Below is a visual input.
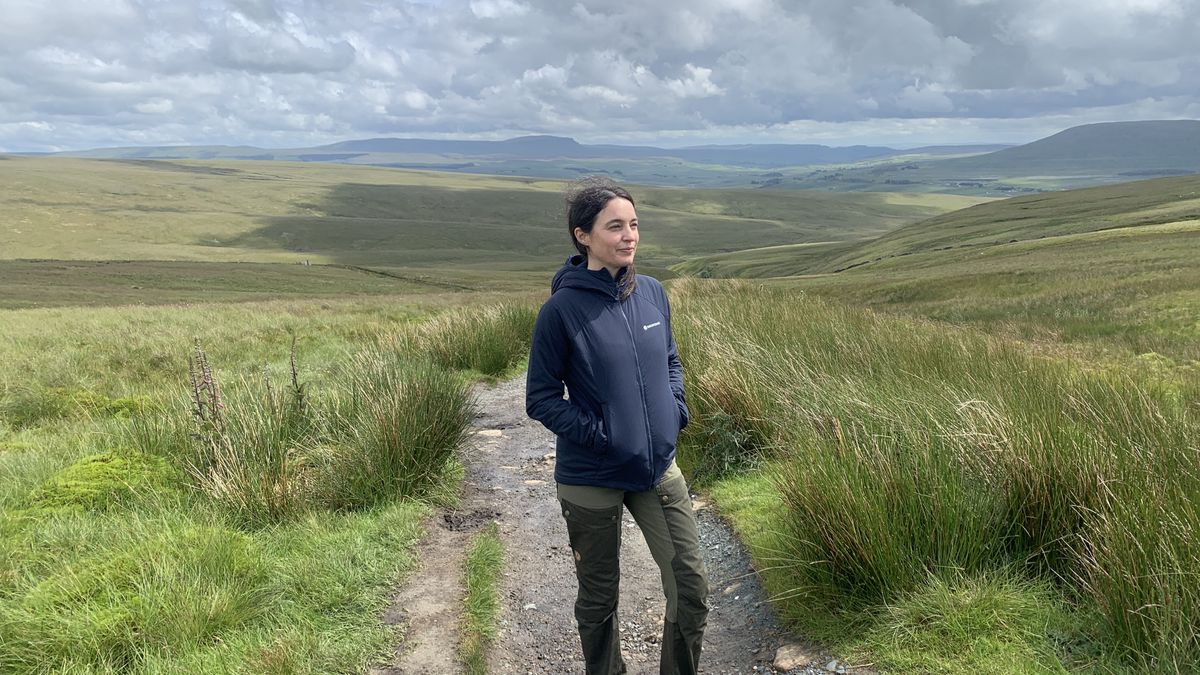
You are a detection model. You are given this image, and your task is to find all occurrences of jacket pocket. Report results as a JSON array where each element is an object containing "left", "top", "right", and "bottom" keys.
[{"left": 598, "top": 403, "right": 615, "bottom": 455}]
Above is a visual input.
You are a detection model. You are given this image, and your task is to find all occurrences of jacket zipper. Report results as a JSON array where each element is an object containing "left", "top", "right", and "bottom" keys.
[{"left": 616, "top": 297, "right": 656, "bottom": 491}]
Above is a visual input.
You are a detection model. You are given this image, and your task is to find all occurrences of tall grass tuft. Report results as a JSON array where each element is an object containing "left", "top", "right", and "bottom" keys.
[
  {"left": 671, "top": 279, "right": 1200, "bottom": 666},
  {"left": 179, "top": 337, "right": 475, "bottom": 523},
  {"left": 323, "top": 347, "right": 475, "bottom": 509},
  {"left": 185, "top": 339, "right": 315, "bottom": 527},
  {"left": 418, "top": 304, "right": 536, "bottom": 377},
  {"left": 1077, "top": 460, "right": 1200, "bottom": 671}
]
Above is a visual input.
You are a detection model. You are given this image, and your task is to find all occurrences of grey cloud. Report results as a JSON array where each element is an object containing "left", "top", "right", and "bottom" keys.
[
  {"left": 207, "top": 11, "right": 358, "bottom": 73},
  {"left": 1, "top": 0, "right": 1198, "bottom": 151}
]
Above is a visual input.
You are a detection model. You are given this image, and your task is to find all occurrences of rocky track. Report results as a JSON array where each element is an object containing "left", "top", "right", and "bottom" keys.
[{"left": 372, "top": 375, "right": 864, "bottom": 674}]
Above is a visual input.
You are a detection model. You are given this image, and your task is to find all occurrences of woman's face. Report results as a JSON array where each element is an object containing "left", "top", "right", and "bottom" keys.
[{"left": 576, "top": 197, "right": 638, "bottom": 276}]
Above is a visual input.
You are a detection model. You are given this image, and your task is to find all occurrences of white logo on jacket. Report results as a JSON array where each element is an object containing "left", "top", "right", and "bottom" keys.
[{"left": 642, "top": 321, "right": 661, "bottom": 331}]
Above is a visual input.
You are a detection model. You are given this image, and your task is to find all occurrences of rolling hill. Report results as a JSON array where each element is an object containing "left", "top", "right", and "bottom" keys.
[
  {"left": 677, "top": 174, "right": 1200, "bottom": 277},
  {"left": 784, "top": 120, "right": 1200, "bottom": 194},
  {"left": 39, "top": 136, "right": 1006, "bottom": 189},
  {"left": 0, "top": 156, "right": 982, "bottom": 307},
  {"left": 718, "top": 174, "right": 1200, "bottom": 363}
]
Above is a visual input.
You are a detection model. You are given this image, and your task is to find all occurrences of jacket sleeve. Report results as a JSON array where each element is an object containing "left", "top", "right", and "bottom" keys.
[
  {"left": 663, "top": 288, "right": 690, "bottom": 430},
  {"left": 525, "top": 302, "right": 607, "bottom": 449}
]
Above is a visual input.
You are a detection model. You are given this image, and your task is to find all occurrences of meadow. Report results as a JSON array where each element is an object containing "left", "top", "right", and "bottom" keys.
[
  {"left": 0, "top": 293, "right": 538, "bottom": 673},
  {"left": 677, "top": 175, "right": 1200, "bottom": 368},
  {"left": 671, "top": 280, "right": 1200, "bottom": 673},
  {"left": 4, "top": 155, "right": 1199, "bottom": 673},
  {"left": 0, "top": 156, "right": 978, "bottom": 303}
]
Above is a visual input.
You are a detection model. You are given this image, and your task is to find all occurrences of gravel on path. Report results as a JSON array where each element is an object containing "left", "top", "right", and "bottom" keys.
[{"left": 375, "top": 374, "right": 866, "bottom": 674}]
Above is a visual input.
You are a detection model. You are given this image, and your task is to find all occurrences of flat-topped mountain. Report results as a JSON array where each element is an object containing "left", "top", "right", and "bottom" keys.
[
  {"left": 58, "top": 134, "right": 906, "bottom": 168},
  {"left": 42, "top": 120, "right": 1200, "bottom": 193}
]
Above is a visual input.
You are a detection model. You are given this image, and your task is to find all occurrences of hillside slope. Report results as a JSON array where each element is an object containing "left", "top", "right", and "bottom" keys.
[
  {"left": 826, "top": 173, "right": 1200, "bottom": 272},
  {"left": 0, "top": 156, "right": 970, "bottom": 269},
  {"left": 943, "top": 120, "right": 1200, "bottom": 175},
  {"left": 784, "top": 120, "right": 1200, "bottom": 194},
  {"left": 678, "top": 174, "right": 1200, "bottom": 278},
  {"left": 761, "top": 174, "right": 1200, "bottom": 363}
]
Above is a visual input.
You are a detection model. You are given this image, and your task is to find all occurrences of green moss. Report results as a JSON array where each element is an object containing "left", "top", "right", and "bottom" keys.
[
  {"left": 26, "top": 446, "right": 181, "bottom": 512},
  {"left": 0, "top": 387, "right": 157, "bottom": 429}
]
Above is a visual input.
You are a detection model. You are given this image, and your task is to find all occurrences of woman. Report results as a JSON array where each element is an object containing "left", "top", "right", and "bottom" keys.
[{"left": 525, "top": 177, "right": 709, "bottom": 674}]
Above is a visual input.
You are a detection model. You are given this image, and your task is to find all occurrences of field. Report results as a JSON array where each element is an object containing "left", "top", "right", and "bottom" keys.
[
  {"left": 671, "top": 281, "right": 1200, "bottom": 673},
  {"left": 0, "top": 293, "right": 539, "bottom": 673},
  {"left": 0, "top": 156, "right": 970, "bottom": 266},
  {"left": 677, "top": 175, "right": 1200, "bottom": 367},
  {"left": 0, "top": 156, "right": 981, "bottom": 309},
  {"left": 3, "top": 156, "right": 1199, "bottom": 672},
  {"left": 663, "top": 172, "right": 1200, "bottom": 671}
]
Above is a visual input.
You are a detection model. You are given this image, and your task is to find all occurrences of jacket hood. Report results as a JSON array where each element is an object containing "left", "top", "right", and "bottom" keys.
[{"left": 550, "top": 254, "right": 631, "bottom": 297}]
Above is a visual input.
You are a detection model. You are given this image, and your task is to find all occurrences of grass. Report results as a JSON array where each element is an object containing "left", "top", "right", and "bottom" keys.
[
  {"left": 461, "top": 522, "right": 505, "bottom": 674},
  {"left": 777, "top": 220, "right": 1200, "bottom": 365},
  {"left": 673, "top": 279, "right": 1199, "bottom": 672},
  {"left": 860, "top": 572, "right": 1077, "bottom": 674},
  {"left": 823, "top": 174, "right": 1200, "bottom": 272},
  {"left": 0, "top": 156, "right": 974, "bottom": 276},
  {"left": 670, "top": 175, "right": 1200, "bottom": 367},
  {"left": 417, "top": 304, "right": 538, "bottom": 378},
  {"left": 0, "top": 260, "right": 446, "bottom": 309},
  {"left": 0, "top": 291, "right": 537, "bottom": 673}
]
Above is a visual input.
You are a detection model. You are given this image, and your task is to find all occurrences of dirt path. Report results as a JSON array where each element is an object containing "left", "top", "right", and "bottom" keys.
[{"left": 373, "top": 375, "right": 859, "bottom": 674}]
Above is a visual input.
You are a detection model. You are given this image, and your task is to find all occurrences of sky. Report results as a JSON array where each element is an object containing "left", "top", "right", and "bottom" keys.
[{"left": 2, "top": 0, "right": 1199, "bottom": 152}]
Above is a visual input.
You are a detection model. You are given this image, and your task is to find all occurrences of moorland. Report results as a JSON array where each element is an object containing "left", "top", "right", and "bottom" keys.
[{"left": 2, "top": 122, "right": 1198, "bottom": 673}]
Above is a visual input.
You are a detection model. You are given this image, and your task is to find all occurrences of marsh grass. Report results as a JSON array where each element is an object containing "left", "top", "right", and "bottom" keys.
[
  {"left": 0, "top": 295, "right": 535, "bottom": 672},
  {"left": 324, "top": 348, "right": 476, "bottom": 509},
  {"left": 418, "top": 304, "right": 537, "bottom": 378},
  {"left": 674, "top": 279, "right": 1200, "bottom": 670}
]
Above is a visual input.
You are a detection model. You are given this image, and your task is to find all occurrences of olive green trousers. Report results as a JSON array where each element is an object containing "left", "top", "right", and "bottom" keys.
[{"left": 557, "top": 461, "right": 709, "bottom": 675}]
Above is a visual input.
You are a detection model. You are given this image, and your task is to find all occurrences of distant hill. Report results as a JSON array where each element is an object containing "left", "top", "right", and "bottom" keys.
[
  {"left": 60, "top": 135, "right": 903, "bottom": 168},
  {"left": 49, "top": 136, "right": 1015, "bottom": 188},
  {"left": 784, "top": 120, "right": 1200, "bottom": 194},
  {"left": 676, "top": 173, "right": 1200, "bottom": 278},
  {"left": 52, "top": 120, "right": 1200, "bottom": 194},
  {"left": 939, "top": 120, "right": 1200, "bottom": 175}
]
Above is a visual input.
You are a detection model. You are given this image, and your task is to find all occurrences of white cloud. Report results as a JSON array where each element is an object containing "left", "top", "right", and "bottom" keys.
[
  {"left": 895, "top": 81, "right": 955, "bottom": 113},
  {"left": 401, "top": 90, "right": 433, "bottom": 110},
  {"left": 665, "top": 65, "right": 723, "bottom": 98},
  {"left": 469, "top": 0, "right": 530, "bottom": 18}
]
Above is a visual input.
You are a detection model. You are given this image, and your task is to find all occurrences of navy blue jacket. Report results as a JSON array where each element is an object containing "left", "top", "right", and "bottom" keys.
[{"left": 526, "top": 255, "right": 690, "bottom": 492}]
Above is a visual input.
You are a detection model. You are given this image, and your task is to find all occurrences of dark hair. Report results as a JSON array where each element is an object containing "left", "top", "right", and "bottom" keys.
[{"left": 565, "top": 176, "right": 638, "bottom": 300}]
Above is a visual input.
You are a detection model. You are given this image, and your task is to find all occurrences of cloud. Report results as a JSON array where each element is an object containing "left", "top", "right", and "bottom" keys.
[{"left": 1, "top": 0, "right": 1198, "bottom": 151}]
